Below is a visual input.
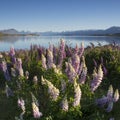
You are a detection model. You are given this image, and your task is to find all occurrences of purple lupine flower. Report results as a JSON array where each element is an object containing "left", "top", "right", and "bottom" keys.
[
  {"left": 96, "top": 96, "right": 108, "bottom": 107},
  {"left": 109, "top": 117, "right": 115, "bottom": 120},
  {"left": 33, "top": 76, "right": 38, "bottom": 84},
  {"left": 9, "top": 46, "right": 16, "bottom": 64},
  {"left": 41, "top": 54, "right": 47, "bottom": 69},
  {"left": 47, "top": 49, "right": 54, "bottom": 69},
  {"left": 73, "top": 81, "right": 82, "bottom": 107},
  {"left": 5, "top": 84, "right": 14, "bottom": 97},
  {"left": 90, "top": 65, "right": 103, "bottom": 92},
  {"left": 79, "top": 63, "right": 87, "bottom": 84},
  {"left": 72, "top": 54, "right": 80, "bottom": 73},
  {"left": 61, "top": 95, "right": 68, "bottom": 111},
  {"left": 106, "top": 101, "right": 113, "bottom": 112},
  {"left": 16, "top": 58, "right": 24, "bottom": 76},
  {"left": 32, "top": 102, "right": 42, "bottom": 119},
  {"left": 113, "top": 89, "right": 119, "bottom": 102},
  {"left": 102, "top": 64, "right": 107, "bottom": 76},
  {"left": 49, "top": 43, "right": 53, "bottom": 52},
  {"left": 58, "top": 39, "right": 66, "bottom": 67},
  {"left": 96, "top": 85, "right": 119, "bottom": 113},
  {"left": 1, "top": 61, "right": 11, "bottom": 81}
]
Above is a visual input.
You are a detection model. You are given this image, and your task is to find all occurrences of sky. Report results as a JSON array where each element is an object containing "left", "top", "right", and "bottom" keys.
[{"left": 0, "top": 0, "right": 120, "bottom": 32}]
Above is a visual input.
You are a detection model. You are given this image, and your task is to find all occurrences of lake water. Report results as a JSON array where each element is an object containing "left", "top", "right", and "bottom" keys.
[{"left": 0, "top": 36, "right": 120, "bottom": 51}]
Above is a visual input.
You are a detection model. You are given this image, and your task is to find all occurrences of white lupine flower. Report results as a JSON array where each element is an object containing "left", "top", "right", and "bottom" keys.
[
  {"left": 11, "top": 68, "right": 16, "bottom": 77},
  {"left": 73, "top": 81, "right": 81, "bottom": 107},
  {"left": 33, "top": 76, "right": 38, "bottom": 84},
  {"left": 41, "top": 76, "right": 60, "bottom": 101},
  {"left": 61, "top": 95, "right": 68, "bottom": 111},
  {"left": 91, "top": 65, "right": 103, "bottom": 92},
  {"left": 113, "top": 89, "right": 119, "bottom": 102},
  {"left": 107, "top": 85, "right": 113, "bottom": 101}
]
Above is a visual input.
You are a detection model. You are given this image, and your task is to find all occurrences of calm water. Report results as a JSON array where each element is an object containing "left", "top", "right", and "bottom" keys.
[{"left": 0, "top": 36, "right": 120, "bottom": 51}]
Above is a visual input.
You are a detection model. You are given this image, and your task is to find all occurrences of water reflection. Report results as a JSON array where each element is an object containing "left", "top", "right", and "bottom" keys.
[{"left": 0, "top": 36, "right": 120, "bottom": 51}]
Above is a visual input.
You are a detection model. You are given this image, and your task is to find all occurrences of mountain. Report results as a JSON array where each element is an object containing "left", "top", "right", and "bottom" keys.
[{"left": 0, "top": 26, "right": 120, "bottom": 36}]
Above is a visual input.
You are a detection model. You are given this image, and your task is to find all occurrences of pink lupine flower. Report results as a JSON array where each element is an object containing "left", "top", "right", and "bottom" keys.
[
  {"left": 41, "top": 54, "right": 47, "bottom": 69},
  {"left": 16, "top": 58, "right": 24, "bottom": 76},
  {"left": 47, "top": 49, "right": 54, "bottom": 69},
  {"left": 17, "top": 98, "right": 25, "bottom": 120},
  {"left": 74, "top": 44, "right": 79, "bottom": 55},
  {"left": 73, "top": 81, "right": 81, "bottom": 107},
  {"left": 61, "top": 95, "right": 68, "bottom": 111},
  {"left": 113, "top": 89, "right": 119, "bottom": 102},
  {"left": 91, "top": 65, "right": 103, "bottom": 92},
  {"left": 32, "top": 102, "right": 42, "bottom": 118},
  {"left": 58, "top": 39, "right": 66, "bottom": 67}
]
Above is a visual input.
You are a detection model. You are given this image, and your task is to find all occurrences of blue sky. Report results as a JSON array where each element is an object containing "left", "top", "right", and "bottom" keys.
[{"left": 0, "top": 0, "right": 120, "bottom": 32}]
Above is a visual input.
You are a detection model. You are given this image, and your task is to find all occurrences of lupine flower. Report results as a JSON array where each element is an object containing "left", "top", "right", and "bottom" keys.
[
  {"left": 73, "top": 81, "right": 81, "bottom": 107},
  {"left": 106, "top": 101, "right": 113, "bottom": 112},
  {"left": 74, "top": 44, "right": 79, "bottom": 55},
  {"left": 96, "top": 96, "right": 108, "bottom": 107},
  {"left": 33, "top": 76, "right": 38, "bottom": 84},
  {"left": 61, "top": 79, "right": 66, "bottom": 93},
  {"left": 91, "top": 65, "right": 103, "bottom": 92},
  {"left": 25, "top": 71, "right": 29, "bottom": 80},
  {"left": 109, "top": 117, "right": 115, "bottom": 120},
  {"left": 79, "top": 63, "right": 87, "bottom": 84},
  {"left": 41, "top": 54, "right": 47, "bottom": 69},
  {"left": 93, "top": 59, "right": 97, "bottom": 67},
  {"left": 47, "top": 49, "right": 54, "bottom": 69},
  {"left": 0, "top": 61, "right": 11, "bottom": 81},
  {"left": 5, "top": 84, "right": 14, "bottom": 97},
  {"left": 72, "top": 54, "right": 80, "bottom": 73},
  {"left": 107, "top": 85, "right": 113, "bottom": 101},
  {"left": 65, "top": 62, "right": 76, "bottom": 83},
  {"left": 16, "top": 58, "right": 24, "bottom": 76},
  {"left": 41, "top": 76, "right": 60, "bottom": 101},
  {"left": 58, "top": 39, "right": 66, "bottom": 67},
  {"left": 96, "top": 85, "right": 119, "bottom": 113},
  {"left": 17, "top": 98, "right": 25, "bottom": 120},
  {"left": 31, "top": 92, "right": 39, "bottom": 107},
  {"left": 102, "top": 64, "right": 107, "bottom": 76},
  {"left": 32, "top": 102, "right": 42, "bottom": 118},
  {"left": 53, "top": 45, "right": 58, "bottom": 64},
  {"left": 61, "top": 95, "right": 68, "bottom": 111},
  {"left": 79, "top": 42, "right": 84, "bottom": 58},
  {"left": 9, "top": 46, "right": 16, "bottom": 64},
  {"left": 49, "top": 43, "right": 53, "bottom": 52},
  {"left": 113, "top": 89, "right": 119, "bottom": 102},
  {"left": 11, "top": 68, "right": 16, "bottom": 77}
]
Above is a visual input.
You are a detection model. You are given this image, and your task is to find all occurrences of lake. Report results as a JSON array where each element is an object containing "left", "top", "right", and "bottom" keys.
[{"left": 0, "top": 36, "right": 120, "bottom": 51}]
